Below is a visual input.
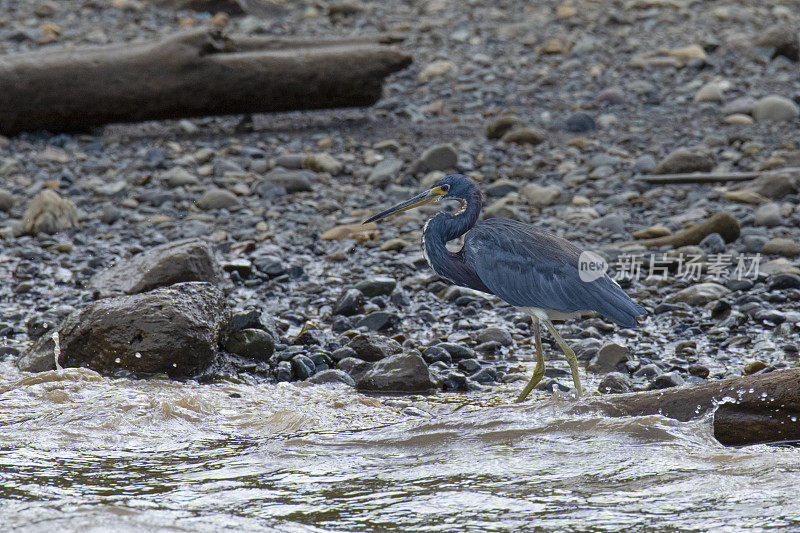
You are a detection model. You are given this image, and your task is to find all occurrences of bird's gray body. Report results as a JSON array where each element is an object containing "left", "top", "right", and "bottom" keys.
[{"left": 419, "top": 176, "right": 645, "bottom": 328}]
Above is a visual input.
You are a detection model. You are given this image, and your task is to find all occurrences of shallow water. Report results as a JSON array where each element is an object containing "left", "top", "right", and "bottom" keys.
[{"left": 1, "top": 360, "right": 799, "bottom": 532}]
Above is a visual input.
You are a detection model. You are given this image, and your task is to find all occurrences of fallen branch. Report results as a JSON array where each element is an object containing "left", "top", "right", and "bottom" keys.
[
  {"left": 623, "top": 212, "right": 740, "bottom": 249},
  {"left": 570, "top": 369, "right": 800, "bottom": 446},
  {"left": 638, "top": 167, "right": 800, "bottom": 185},
  {"left": 0, "top": 29, "right": 411, "bottom": 135}
]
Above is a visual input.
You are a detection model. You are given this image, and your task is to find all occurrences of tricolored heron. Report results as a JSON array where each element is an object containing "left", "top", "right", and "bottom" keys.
[{"left": 364, "top": 174, "right": 645, "bottom": 401}]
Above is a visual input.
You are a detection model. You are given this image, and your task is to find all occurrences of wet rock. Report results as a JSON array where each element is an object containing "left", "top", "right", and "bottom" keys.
[
  {"left": 347, "top": 332, "right": 402, "bottom": 361},
  {"left": 500, "top": 127, "right": 545, "bottom": 145},
  {"left": 291, "top": 354, "right": 315, "bottom": 380},
  {"left": 653, "top": 148, "right": 714, "bottom": 174},
  {"left": 275, "top": 360, "right": 293, "bottom": 381},
  {"left": 356, "top": 311, "right": 399, "bottom": 331},
  {"left": 471, "top": 366, "right": 497, "bottom": 383},
  {"left": 89, "top": 238, "right": 223, "bottom": 296},
  {"left": 667, "top": 283, "right": 729, "bottom": 306},
  {"left": 458, "top": 358, "right": 481, "bottom": 374},
  {"left": 0, "top": 190, "right": 15, "bottom": 212},
  {"left": 355, "top": 277, "right": 396, "bottom": 297},
  {"left": 598, "top": 372, "right": 632, "bottom": 393},
  {"left": 752, "top": 95, "right": 799, "bottom": 122},
  {"left": 650, "top": 371, "right": 685, "bottom": 390},
  {"left": 767, "top": 272, "right": 800, "bottom": 290},
  {"left": 356, "top": 351, "right": 435, "bottom": 392},
  {"left": 573, "top": 338, "right": 601, "bottom": 361},
  {"left": 486, "top": 115, "right": 524, "bottom": 139},
  {"left": 162, "top": 167, "right": 199, "bottom": 187},
  {"left": 744, "top": 360, "right": 769, "bottom": 375},
  {"left": 475, "top": 327, "right": 513, "bottom": 346},
  {"left": 421, "top": 346, "right": 451, "bottom": 364},
  {"left": 18, "top": 282, "right": 227, "bottom": 377},
  {"left": 196, "top": 189, "right": 239, "bottom": 210},
  {"left": 688, "top": 364, "right": 710, "bottom": 379},
  {"left": 22, "top": 190, "right": 78, "bottom": 235},
  {"left": 588, "top": 342, "right": 628, "bottom": 372},
  {"left": 337, "top": 357, "right": 372, "bottom": 378},
  {"left": 302, "top": 153, "right": 343, "bottom": 175},
  {"left": 437, "top": 342, "right": 476, "bottom": 361},
  {"left": 308, "top": 369, "right": 356, "bottom": 386},
  {"left": 441, "top": 371, "right": 469, "bottom": 391},
  {"left": 224, "top": 328, "right": 274, "bottom": 361},
  {"left": 486, "top": 179, "right": 519, "bottom": 197},
  {"left": 762, "top": 238, "right": 800, "bottom": 257},
  {"left": 333, "top": 288, "right": 365, "bottom": 316}
]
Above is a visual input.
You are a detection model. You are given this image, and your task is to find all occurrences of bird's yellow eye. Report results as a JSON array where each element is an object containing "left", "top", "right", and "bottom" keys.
[{"left": 441, "top": 185, "right": 450, "bottom": 192}]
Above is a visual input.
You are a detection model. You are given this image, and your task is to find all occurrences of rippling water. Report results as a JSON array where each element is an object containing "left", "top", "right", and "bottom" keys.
[{"left": 1, "top": 360, "right": 799, "bottom": 532}]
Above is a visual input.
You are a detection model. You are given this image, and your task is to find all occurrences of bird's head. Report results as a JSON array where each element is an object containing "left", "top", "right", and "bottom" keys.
[{"left": 363, "top": 174, "right": 475, "bottom": 224}]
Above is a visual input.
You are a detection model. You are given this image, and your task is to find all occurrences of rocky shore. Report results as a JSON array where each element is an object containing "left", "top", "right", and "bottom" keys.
[{"left": 0, "top": 0, "right": 799, "bottom": 401}]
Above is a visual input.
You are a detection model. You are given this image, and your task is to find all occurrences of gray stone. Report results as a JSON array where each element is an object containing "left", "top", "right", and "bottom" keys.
[
  {"left": 162, "top": 167, "right": 199, "bottom": 187},
  {"left": 588, "top": 343, "right": 629, "bottom": 372},
  {"left": 262, "top": 169, "right": 314, "bottom": 193},
  {"left": 486, "top": 115, "right": 524, "bottom": 139},
  {"left": 598, "top": 372, "right": 632, "bottom": 393},
  {"left": 418, "top": 143, "right": 458, "bottom": 171},
  {"left": 333, "top": 288, "right": 365, "bottom": 316},
  {"left": 743, "top": 234, "right": 768, "bottom": 253},
  {"left": 275, "top": 360, "right": 293, "bottom": 381},
  {"left": 308, "top": 369, "right": 356, "bottom": 386},
  {"left": 302, "top": 153, "right": 343, "bottom": 175},
  {"left": 654, "top": 148, "right": 714, "bottom": 175},
  {"left": 356, "top": 311, "right": 399, "bottom": 331},
  {"left": 337, "top": 357, "right": 373, "bottom": 378},
  {"left": 500, "top": 127, "right": 545, "bottom": 145},
  {"left": 521, "top": 183, "right": 568, "bottom": 206},
  {"left": 598, "top": 213, "right": 625, "bottom": 233},
  {"left": 475, "top": 327, "right": 513, "bottom": 347},
  {"left": 650, "top": 371, "right": 685, "bottom": 389},
  {"left": 754, "top": 203, "right": 783, "bottom": 227},
  {"left": 563, "top": 111, "right": 596, "bottom": 133},
  {"left": 224, "top": 328, "right": 275, "bottom": 361},
  {"left": 355, "top": 277, "right": 396, "bottom": 297},
  {"left": 356, "top": 351, "right": 435, "bottom": 392},
  {"left": 367, "top": 157, "right": 403, "bottom": 184},
  {"left": 762, "top": 238, "right": 800, "bottom": 257},
  {"left": 666, "top": 283, "right": 729, "bottom": 305},
  {"left": 196, "top": 189, "right": 239, "bottom": 210},
  {"left": 721, "top": 97, "right": 757, "bottom": 116},
  {"left": 291, "top": 354, "right": 315, "bottom": 380},
  {"left": 347, "top": 332, "right": 402, "bottom": 361},
  {"left": 595, "top": 87, "right": 626, "bottom": 106},
  {"left": 89, "top": 238, "right": 223, "bottom": 297},
  {"left": 18, "top": 282, "right": 227, "bottom": 377},
  {"left": 274, "top": 154, "right": 304, "bottom": 169},
  {"left": 699, "top": 233, "right": 726, "bottom": 254},
  {"left": 0, "top": 190, "right": 14, "bottom": 212},
  {"left": 753, "top": 95, "right": 799, "bottom": 122},
  {"left": 22, "top": 190, "right": 78, "bottom": 235}
]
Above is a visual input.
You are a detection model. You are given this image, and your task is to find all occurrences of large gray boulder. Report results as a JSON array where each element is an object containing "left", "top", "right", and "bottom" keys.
[
  {"left": 89, "top": 238, "right": 223, "bottom": 297},
  {"left": 18, "top": 282, "right": 228, "bottom": 378},
  {"left": 356, "top": 351, "right": 435, "bottom": 392}
]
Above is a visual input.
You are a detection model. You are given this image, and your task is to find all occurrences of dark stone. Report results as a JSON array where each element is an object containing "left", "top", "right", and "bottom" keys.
[
  {"left": 634, "top": 363, "right": 662, "bottom": 378},
  {"left": 18, "top": 282, "right": 227, "bottom": 377},
  {"left": 768, "top": 273, "right": 800, "bottom": 290},
  {"left": 421, "top": 346, "right": 452, "bottom": 364},
  {"left": 89, "top": 238, "right": 223, "bottom": 297},
  {"left": 258, "top": 169, "right": 314, "bottom": 194},
  {"left": 475, "top": 327, "right": 513, "bottom": 346},
  {"left": 475, "top": 341, "right": 502, "bottom": 355},
  {"left": 563, "top": 111, "right": 596, "bottom": 133},
  {"left": 347, "top": 332, "right": 402, "bottom": 362},
  {"left": 688, "top": 364, "right": 710, "bottom": 379},
  {"left": 436, "top": 342, "right": 476, "bottom": 361},
  {"left": 356, "top": 352, "right": 435, "bottom": 392},
  {"left": 275, "top": 360, "right": 293, "bottom": 382},
  {"left": 253, "top": 255, "right": 285, "bottom": 277},
  {"left": 291, "top": 354, "right": 315, "bottom": 380},
  {"left": 308, "top": 369, "right": 355, "bottom": 386},
  {"left": 356, "top": 311, "right": 398, "bottom": 331},
  {"left": 471, "top": 366, "right": 497, "bottom": 383},
  {"left": 598, "top": 372, "right": 632, "bottom": 394},
  {"left": 458, "top": 358, "right": 481, "bottom": 374},
  {"left": 334, "top": 288, "right": 365, "bottom": 316},
  {"left": 442, "top": 371, "right": 469, "bottom": 391},
  {"left": 573, "top": 338, "right": 602, "bottom": 361},
  {"left": 336, "top": 356, "right": 372, "bottom": 379},
  {"left": 355, "top": 278, "right": 396, "bottom": 297},
  {"left": 331, "top": 316, "right": 351, "bottom": 333},
  {"left": 331, "top": 346, "right": 357, "bottom": 362},
  {"left": 650, "top": 371, "right": 685, "bottom": 390},
  {"left": 224, "top": 328, "right": 275, "bottom": 361}
]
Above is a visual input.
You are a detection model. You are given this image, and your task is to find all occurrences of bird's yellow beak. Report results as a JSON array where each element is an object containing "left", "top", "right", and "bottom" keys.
[{"left": 363, "top": 186, "right": 448, "bottom": 224}]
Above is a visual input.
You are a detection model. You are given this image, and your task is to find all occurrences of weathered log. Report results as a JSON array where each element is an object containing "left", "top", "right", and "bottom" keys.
[
  {"left": 0, "top": 29, "right": 412, "bottom": 135},
  {"left": 570, "top": 369, "right": 800, "bottom": 446},
  {"left": 623, "top": 212, "right": 740, "bottom": 249}
]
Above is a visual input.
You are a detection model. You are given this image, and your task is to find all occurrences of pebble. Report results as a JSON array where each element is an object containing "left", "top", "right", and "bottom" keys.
[
  {"left": 650, "top": 371, "right": 685, "bottom": 390},
  {"left": 0, "top": 190, "right": 15, "bottom": 212},
  {"left": 632, "top": 225, "right": 671, "bottom": 239},
  {"left": 417, "top": 143, "right": 458, "bottom": 171},
  {"left": 752, "top": 95, "right": 799, "bottom": 122},
  {"left": 521, "top": 183, "right": 567, "bottom": 206},
  {"left": 667, "top": 283, "right": 730, "bottom": 306},
  {"left": 486, "top": 115, "right": 524, "bottom": 139},
  {"left": 196, "top": 189, "right": 239, "bottom": 210},
  {"left": 475, "top": 327, "right": 513, "bottom": 347},
  {"left": 588, "top": 343, "right": 628, "bottom": 372},
  {"left": 162, "top": 167, "right": 199, "bottom": 187},
  {"left": 347, "top": 332, "right": 402, "bottom": 361},
  {"left": 302, "top": 153, "right": 343, "bottom": 175},
  {"left": 22, "top": 190, "right": 78, "bottom": 235},
  {"left": 291, "top": 354, "right": 316, "bottom": 380},
  {"left": 598, "top": 372, "right": 632, "bottom": 394},
  {"left": 356, "top": 351, "right": 434, "bottom": 392},
  {"left": 308, "top": 369, "right": 356, "bottom": 386},
  {"left": 417, "top": 60, "right": 457, "bottom": 83},
  {"left": 721, "top": 97, "right": 756, "bottom": 115},
  {"left": 761, "top": 238, "right": 800, "bottom": 257},
  {"left": 767, "top": 273, "right": 800, "bottom": 290},
  {"left": 653, "top": 148, "right": 714, "bottom": 174},
  {"left": 699, "top": 233, "right": 726, "bottom": 254},
  {"left": 562, "top": 111, "right": 596, "bottom": 133},
  {"left": 688, "top": 364, "right": 710, "bottom": 379},
  {"left": 500, "top": 127, "right": 545, "bottom": 145},
  {"left": 367, "top": 157, "right": 403, "bottom": 184},
  {"left": 355, "top": 277, "right": 396, "bottom": 297},
  {"left": 694, "top": 82, "right": 724, "bottom": 103},
  {"left": 356, "top": 311, "right": 399, "bottom": 331},
  {"left": 594, "top": 87, "right": 626, "bottom": 106},
  {"left": 225, "top": 329, "right": 275, "bottom": 361},
  {"left": 753, "top": 203, "right": 783, "bottom": 227},
  {"left": 333, "top": 289, "right": 365, "bottom": 316}
]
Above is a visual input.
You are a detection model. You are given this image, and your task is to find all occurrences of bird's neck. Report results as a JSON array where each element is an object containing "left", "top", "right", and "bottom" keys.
[{"left": 423, "top": 188, "right": 482, "bottom": 252}]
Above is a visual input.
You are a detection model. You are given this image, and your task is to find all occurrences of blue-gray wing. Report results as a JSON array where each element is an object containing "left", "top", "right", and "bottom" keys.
[{"left": 463, "top": 219, "right": 645, "bottom": 327}]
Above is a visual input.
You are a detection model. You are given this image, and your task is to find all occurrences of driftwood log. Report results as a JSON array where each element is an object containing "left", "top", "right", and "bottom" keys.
[
  {"left": 0, "top": 29, "right": 411, "bottom": 135},
  {"left": 571, "top": 369, "right": 800, "bottom": 446},
  {"left": 625, "top": 212, "right": 740, "bottom": 249}
]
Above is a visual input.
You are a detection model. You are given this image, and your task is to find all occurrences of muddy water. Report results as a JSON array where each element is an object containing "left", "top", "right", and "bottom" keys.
[{"left": 1, "top": 360, "right": 799, "bottom": 532}]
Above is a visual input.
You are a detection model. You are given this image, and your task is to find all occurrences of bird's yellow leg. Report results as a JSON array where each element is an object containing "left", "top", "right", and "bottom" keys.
[
  {"left": 515, "top": 316, "right": 545, "bottom": 402},
  {"left": 543, "top": 321, "right": 583, "bottom": 397}
]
